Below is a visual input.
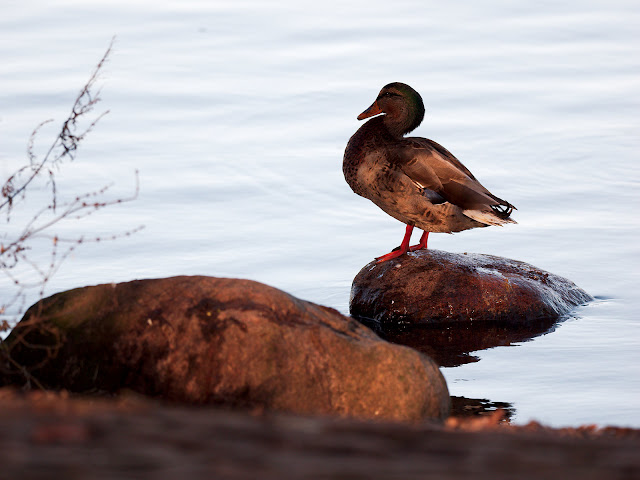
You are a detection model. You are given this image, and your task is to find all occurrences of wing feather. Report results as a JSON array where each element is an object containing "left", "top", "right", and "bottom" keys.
[{"left": 389, "top": 137, "right": 515, "bottom": 221}]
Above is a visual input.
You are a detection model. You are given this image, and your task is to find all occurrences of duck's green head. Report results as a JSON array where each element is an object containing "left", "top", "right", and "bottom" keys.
[{"left": 357, "top": 82, "right": 425, "bottom": 137}]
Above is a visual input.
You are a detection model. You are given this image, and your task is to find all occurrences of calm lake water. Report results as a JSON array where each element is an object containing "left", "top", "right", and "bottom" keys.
[{"left": 1, "top": 0, "right": 638, "bottom": 427}]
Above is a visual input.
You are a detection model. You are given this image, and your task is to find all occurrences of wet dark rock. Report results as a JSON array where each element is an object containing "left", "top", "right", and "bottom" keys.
[
  {"left": 350, "top": 249, "right": 593, "bottom": 329},
  {"left": 1, "top": 276, "right": 450, "bottom": 422}
]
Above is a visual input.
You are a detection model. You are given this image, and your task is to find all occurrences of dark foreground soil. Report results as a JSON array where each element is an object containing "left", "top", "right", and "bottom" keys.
[{"left": 0, "top": 389, "right": 637, "bottom": 480}]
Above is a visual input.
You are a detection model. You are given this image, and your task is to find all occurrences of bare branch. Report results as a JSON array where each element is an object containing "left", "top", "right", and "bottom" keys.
[
  {"left": 1, "top": 37, "right": 141, "bottom": 373},
  {"left": 0, "top": 37, "right": 115, "bottom": 215}
]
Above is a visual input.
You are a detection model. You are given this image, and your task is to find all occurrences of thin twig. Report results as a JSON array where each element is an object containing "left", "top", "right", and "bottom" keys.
[{"left": 1, "top": 38, "right": 141, "bottom": 387}]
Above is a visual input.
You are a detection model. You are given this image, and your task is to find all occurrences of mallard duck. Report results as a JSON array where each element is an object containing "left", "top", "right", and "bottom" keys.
[{"left": 343, "top": 82, "right": 516, "bottom": 263}]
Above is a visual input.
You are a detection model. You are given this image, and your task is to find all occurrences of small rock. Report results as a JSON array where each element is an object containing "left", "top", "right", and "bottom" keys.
[
  {"left": 1, "top": 276, "right": 450, "bottom": 422},
  {"left": 350, "top": 250, "right": 593, "bottom": 328}
]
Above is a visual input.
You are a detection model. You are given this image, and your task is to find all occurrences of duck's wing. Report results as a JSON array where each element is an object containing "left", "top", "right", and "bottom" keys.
[
  {"left": 405, "top": 137, "right": 479, "bottom": 180},
  {"left": 390, "top": 137, "right": 516, "bottom": 224}
]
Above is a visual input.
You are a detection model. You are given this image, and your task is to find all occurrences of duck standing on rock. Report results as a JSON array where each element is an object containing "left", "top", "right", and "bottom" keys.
[{"left": 343, "top": 82, "right": 516, "bottom": 263}]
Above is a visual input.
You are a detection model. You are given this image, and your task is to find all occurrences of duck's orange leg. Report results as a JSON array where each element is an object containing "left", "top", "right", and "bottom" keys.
[
  {"left": 409, "top": 231, "right": 429, "bottom": 251},
  {"left": 375, "top": 224, "right": 414, "bottom": 263}
]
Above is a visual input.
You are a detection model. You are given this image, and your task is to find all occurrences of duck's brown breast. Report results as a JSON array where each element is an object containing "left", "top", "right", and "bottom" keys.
[{"left": 343, "top": 118, "right": 396, "bottom": 198}]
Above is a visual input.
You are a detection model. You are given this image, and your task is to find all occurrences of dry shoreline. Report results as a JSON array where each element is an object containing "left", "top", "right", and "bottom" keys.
[{"left": 1, "top": 388, "right": 637, "bottom": 480}]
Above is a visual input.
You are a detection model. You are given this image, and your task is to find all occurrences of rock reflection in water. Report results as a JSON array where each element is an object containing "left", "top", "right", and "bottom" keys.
[
  {"left": 451, "top": 396, "right": 515, "bottom": 421},
  {"left": 360, "top": 316, "right": 560, "bottom": 367}
]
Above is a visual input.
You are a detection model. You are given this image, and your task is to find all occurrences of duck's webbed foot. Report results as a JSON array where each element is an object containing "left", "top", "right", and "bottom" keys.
[
  {"left": 375, "top": 247, "right": 409, "bottom": 263},
  {"left": 375, "top": 224, "right": 415, "bottom": 263}
]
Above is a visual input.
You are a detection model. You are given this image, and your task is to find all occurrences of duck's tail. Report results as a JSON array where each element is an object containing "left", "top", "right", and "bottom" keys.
[{"left": 463, "top": 197, "right": 517, "bottom": 226}]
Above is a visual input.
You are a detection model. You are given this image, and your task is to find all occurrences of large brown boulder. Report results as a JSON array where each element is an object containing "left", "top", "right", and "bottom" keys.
[
  {"left": 1, "top": 276, "right": 450, "bottom": 422},
  {"left": 350, "top": 250, "right": 593, "bottom": 328}
]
